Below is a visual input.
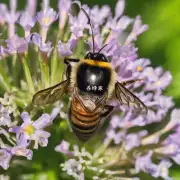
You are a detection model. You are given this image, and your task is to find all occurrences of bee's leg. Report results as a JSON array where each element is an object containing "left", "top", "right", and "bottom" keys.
[
  {"left": 67, "top": 102, "right": 73, "bottom": 132},
  {"left": 64, "top": 58, "right": 80, "bottom": 79},
  {"left": 121, "top": 79, "right": 143, "bottom": 86},
  {"left": 101, "top": 105, "right": 114, "bottom": 118}
]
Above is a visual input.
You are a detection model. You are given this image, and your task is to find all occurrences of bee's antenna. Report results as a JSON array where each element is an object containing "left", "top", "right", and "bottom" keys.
[
  {"left": 81, "top": 8, "right": 95, "bottom": 54},
  {"left": 97, "top": 44, "right": 108, "bottom": 54}
]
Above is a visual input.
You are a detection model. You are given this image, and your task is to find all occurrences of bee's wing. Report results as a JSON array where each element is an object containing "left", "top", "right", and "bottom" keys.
[
  {"left": 115, "top": 82, "right": 147, "bottom": 114},
  {"left": 32, "top": 79, "right": 70, "bottom": 105}
]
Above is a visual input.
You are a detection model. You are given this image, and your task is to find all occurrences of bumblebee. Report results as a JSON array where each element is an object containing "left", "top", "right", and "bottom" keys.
[{"left": 32, "top": 8, "right": 147, "bottom": 141}]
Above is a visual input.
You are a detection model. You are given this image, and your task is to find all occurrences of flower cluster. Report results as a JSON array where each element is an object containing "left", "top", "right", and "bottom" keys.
[
  {"left": 0, "top": 101, "right": 59, "bottom": 170},
  {"left": 0, "top": 0, "right": 179, "bottom": 180}
]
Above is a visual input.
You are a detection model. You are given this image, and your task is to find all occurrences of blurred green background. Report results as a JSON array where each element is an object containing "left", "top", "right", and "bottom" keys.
[{"left": 1, "top": 0, "right": 180, "bottom": 179}]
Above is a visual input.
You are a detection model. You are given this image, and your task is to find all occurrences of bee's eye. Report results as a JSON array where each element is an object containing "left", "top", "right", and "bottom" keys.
[
  {"left": 85, "top": 53, "right": 92, "bottom": 59},
  {"left": 101, "top": 55, "right": 108, "bottom": 61}
]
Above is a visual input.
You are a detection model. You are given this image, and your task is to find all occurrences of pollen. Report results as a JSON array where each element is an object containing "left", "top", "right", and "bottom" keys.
[
  {"left": 23, "top": 124, "right": 35, "bottom": 135},
  {"left": 0, "top": 151, "right": 4, "bottom": 156},
  {"left": 168, "top": 144, "right": 176, "bottom": 154},
  {"left": 156, "top": 80, "right": 162, "bottom": 86},
  {"left": 14, "top": 148, "right": 27, "bottom": 156},
  {"left": 160, "top": 167, "right": 168, "bottom": 177},
  {"left": 42, "top": 17, "right": 52, "bottom": 25},
  {"left": 137, "top": 65, "right": 143, "bottom": 72}
]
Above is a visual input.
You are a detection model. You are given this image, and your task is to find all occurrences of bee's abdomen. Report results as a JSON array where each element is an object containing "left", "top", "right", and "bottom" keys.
[{"left": 69, "top": 105, "right": 100, "bottom": 142}]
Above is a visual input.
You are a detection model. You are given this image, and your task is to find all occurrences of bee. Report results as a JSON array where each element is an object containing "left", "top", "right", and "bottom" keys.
[{"left": 32, "top": 8, "right": 147, "bottom": 141}]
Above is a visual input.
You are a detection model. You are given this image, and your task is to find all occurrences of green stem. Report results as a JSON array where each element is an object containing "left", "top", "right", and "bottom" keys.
[
  {"left": 39, "top": 54, "right": 50, "bottom": 88},
  {"left": 50, "top": 48, "right": 58, "bottom": 85},
  {"left": 93, "top": 139, "right": 112, "bottom": 158},
  {"left": 0, "top": 73, "right": 10, "bottom": 92},
  {"left": 12, "top": 54, "right": 17, "bottom": 79},
  {"left": 51, "top": 31, "right": 65, "bottom": 85},
  {"left": 75, "top": 38, "right": 84, "bottom": 57},
  {"left": 22, "top": 55, "right": 35, "bottom": 93},
  {"left": 59, "top": 57, "right": 65, "bottom": 82}
]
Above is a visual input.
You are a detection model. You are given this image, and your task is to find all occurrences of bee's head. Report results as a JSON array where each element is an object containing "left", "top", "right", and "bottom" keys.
[{"left": 85, "top": 52, "right": 108, "bottom": 62}]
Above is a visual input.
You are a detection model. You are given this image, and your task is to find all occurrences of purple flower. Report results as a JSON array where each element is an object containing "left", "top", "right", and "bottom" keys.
[
  {"left": 110, "top": 115, "right": 120, "bottom": 129},
  {"left": 0, "top": 149, "right": 12, "bottom": 170},
  {"left": 0, "top": 46, "right": 10, "bottom": 59},
  {"left": 127, "top": 58, "right": 151, "bottom": 79},
  {"left": 114, "top": 61, "right": 133, "bottom": 81},
  {"left": 0, "top": 104, "right": 12, "bottom": 127},
  {"left": 50, "top": 107, "right": 61, "bottom": 121},
  {"left": 6, "top": 11, "right": 20, "bottom": 36},
  {"left": 111, "top": 44, "right": 138, "bottom": 68},
  {"left": 10, "top": 112, "right": 52, "bottom": 149},
  {"left": 105, "top": 129, "right": 116, "bottom": 141},
  {"left": 42, "top": 0, "right": 50, "bottom": 10},
  {"left": 160, "top": 126, "right": 180, "bottom": 165},
  {"left": 156, "top": 142, "right": 179, "bottom": 157},
  {"left": 0, "top": 133, "right": 33, "bottom": 170},
  {"left": 4, "top": 0, "right": 20, "bottom": 38},
  {"left": 37, "top": 7, "right": 58, "bottom": 28},
  {"left": 26, "top": 0, "right": 37, "bottom": 16},
  {"left": 55, "top": 140, "right": 73, "bottom": 156},
  {"left": 130, "top": 94, "right": 174, "bottom": 126},
  {"left": 0, "top": 4, "right": 7, "bottom": 24},
  {"left": 104, "top": 128, "right": 125, "bottom": 144},
  {"left": 61, "top": 159, "right": 84, "bottom": 179},
  {"left": 58, "top": 39, "right": 77, "bottom": 57},
  {"left": 107, "top": 16, "right": 133, "bottom": 37},
  {"left": 143, "top": 67, "right": 172, "bottom": 93},
  {"left": 124, "top": 130, "right": 147, "bottom": 151},
  {"left": 69, "top": 5, "right": 90, "bottom": 38},
  {"left": 6, "top": 0, "right": 19, "bottom": 24},
  {"left": 125, "top": 16, "right": 149, "bottom": 44},
  {"left": 113, "top": 131, "right": 125, "bottom": 144},
  {"left": 11, "top": 134, "right": 33, "bottom": 160},
  {"left": 108, "top": 111, "right": 135, "bottom": 130},
  {"left": 133, "top": 16, "right": 149, "bottom": 35},
  {"left": 115, "top": 0, "right": 125, "bottom": 18},
  {"left": 29, "top": 33, "right": 53, "bottom": 56},
  {"left": 18, "top": 11, "right": 36, "bottom": 32},
  {"left": 58, "top": 0, "right": 71, "bottom": 29},
  {"left": 51, "top": 102, "right": 67, "bottom": 120},
  {"left": 163, "top": 109, "right": 180, "bottom": 131},
  {"left": 6, "top": 35, "right": 28, "bottom": 54},
  {"left": 152, "top": 160, "right": 173, "bottom": 180},
  {"left": 58, "top": 0, "right": 71, "bottom": 14},
  {"left": 171, "top": 151, "right": 180, "bottom": 165},
  {"left": 10, "top": 0, "right": 17, "bottom": 13},
  {"left": 135, "top": 151, "right": 157, "bottom": 174},
  {"left": 90, "top": 5, "right": 111, "bottom": 27},
  {"left": 88, "top": 35, "right": 119, "bottom": 57},
  {"left": 152, "top": 95, "right": 174, "bottom": 111},
  {"left": 104, "top": 0, "right": 132, "bottom": 37},
  {"left": 168, "top": 126, "right": 180, "bottom": 148}
]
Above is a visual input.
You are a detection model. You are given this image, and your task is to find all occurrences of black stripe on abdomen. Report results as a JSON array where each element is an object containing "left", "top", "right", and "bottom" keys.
[{"left": 70, "top": 110, "right": 100, "bottom": 141}]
